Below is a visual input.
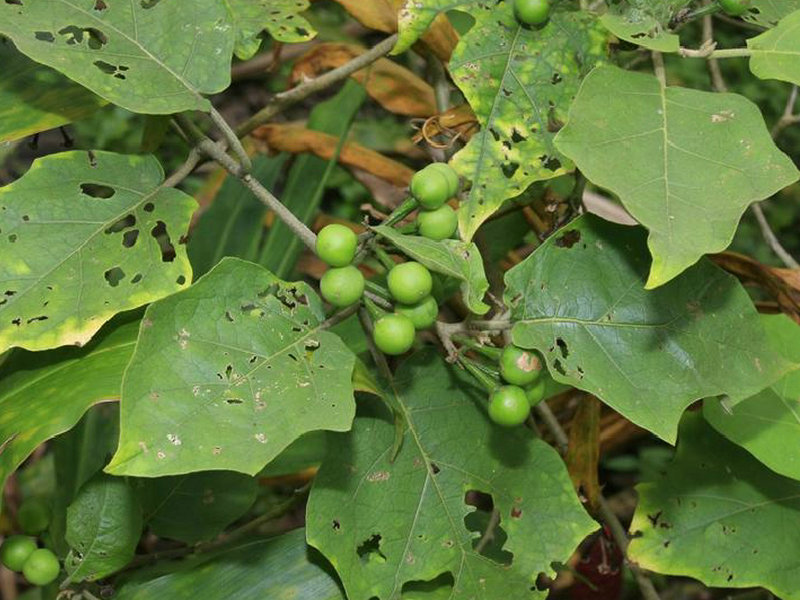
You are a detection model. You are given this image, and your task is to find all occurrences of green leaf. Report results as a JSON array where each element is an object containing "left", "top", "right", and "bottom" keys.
[
  {"left": 373, "top": 226, "right": 490, "bottom": 315},
  {"left": 504, "top": 214, "right": 789, "bottom": 443},
  {"left": 0, "top": 38, "right": 106, "bottom": 143},
  {"left": 629, "top": 412, "right": 800, "bottom": 599},
  {"left": 448, "top": 5, "right": 607, "bottom": 241},
  {"left": 743, "top": 1, "right": 800, "bottom": 28},
  {"left": 113, "top": 529, "right": 344, "bottom": 600},
  {"left": 555, "top": 66, "right": 799, "bottom": 288},
  {"left": 0, "top": 0, "right": 235, "bottom": 114},
  {"left": 65, "top": 473, "right": 143, "bottom": 582},
  {"left": 395, "top": 0, "right": 463, "bottom": 54},
  {"left": 137, "top": 472, "right": 257, "bottom": 544},
  {"left": 306, "top": 351, "right": 596, "bottom": 600},
  {"left": 106, "top": 257, "right": 356, "bottom": 477},
  {"left": 188, "top": 155, "right": 287, "bottom": 278},
  {"left": 599, "top": 14, "right": 678, "bottom": 53},
  {"left": 0, "top": 150, "right": 196, "bottom": 353},
  {"left": 225, "top": 0, "right": 316, "bottom": 60},
  {"left": 748, "top": 9, "right": 800, "bottom": 87},
  {"left": 704, "top": 314, "right": 800, "bottom": 480},
  {"left": 0, "top": 318, "right": 136, "bottom": 509},
  {"left": 259, "top": 431, "right": 327, "bottom": 477}
]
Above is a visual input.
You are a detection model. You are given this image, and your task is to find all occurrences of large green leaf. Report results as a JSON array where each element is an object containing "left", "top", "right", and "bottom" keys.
[
  {"left": 0, "top": 317, "right": 136, "bottom": 507},
  {"left": 395, "top": 0, "right": 464, "bottom": 54},
  {"left": 0, "top": 0, "right": 234, "bottom": 114},
  {"left": 447, "top": 4, "right": 607, "bottom": 241},
  {"left": 373, "top": 226, "right": 490, "bottom": 315},
  {"left": 137, "top": 471, "right": 257, "bottom": 544},
  {"left": 106, "top": 257, "right": 356, "bottom": 477},
  {"left": 65, "top": 473, "right": 143, "bottom": 582},
  {"left": 114, "top": 529, "right": 344, "bottom": 600},
  {"left": 188, "top": 155, "right": 287, "bottom": 278},
  {"left": 0, "top": 38, "right": 106, "bottom": 143},
  {"left": 306, "top": 351, "right": 596, "bottom": 600},
  {"left": 225, "top": 0, "right": 316, "bottom": 60},
  {"left": 629, "top": 413, "right": 800, "bottom": 599},
  {"left": 0, "top": 151, "right": 196, "bottom": 353},
  {"left": 744, "top": 1, "right": 800, "bottom": 28},
  {"left": 504, "top": 214, "right": 789, "bottom": 443},
  {"left": 748, "top": 9, "right": 800, "bottom": 87},
  {"left": 555, "top": 66, "right": 799, "bottom": 288},
  {"left": 704, "top": 314, "right": 800, "bottom": 480},
  {"left": 598, "top": 0, "right": 693, "bottom": 53}
]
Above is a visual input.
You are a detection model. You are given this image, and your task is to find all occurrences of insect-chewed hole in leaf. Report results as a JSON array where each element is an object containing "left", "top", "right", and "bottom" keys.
[
  {"left": 552, "top": 358, "right": 566, "bottom": 376},
  {"left": 140, "top": 0, "right": 161, "bottom": 7},
  {"left": 356, "top": 534, "right": 387, "bottom": 565},
  {"left": 555, "top": 337, "right": 569, "bottom": 359},
  {"left": 58, "top": 25, "right": 108, "bottom": 49},
  {"left": 26, "top": 315, "right": 48, "bottom": 324},
  {"left": 131, "top": 273, "right": 143, "bottom": 284},
  {"left": 105, "top": 213, "right": 136, "bottom": 234},
  {"left": 143, "top": 202, "right": 155, "bottom": 212},
  {"left": 122, "top": 229, "right": 139, "bottom": 248},
  {"left": 551, "top": 72, "right": 563, "bottom": 85},
  {"left": 80, "top": 182, "right": 115, "bottom": 199},
  {"left": 401, "top": 572, "right": 455, "bottom": 597},
  {"left": 176, "top": 275, "right": 186, "bottom": 285},
  {"left": 332, "top": 519, "right": 340, "bottom": 530},
  {"left": 287, "top": 353, "right": 298, "bottom": 362},
  {"left": 543, "top": 156, "right": 562, "bottom": 171},
  {"left": 554, "top": 229, "right": 581, "bottom": 249},
  {"left": 104, "top": 266, "right": 125, "bottom": 287},
  {"left": 94, "top": 0, "right": 107, "bottom": 9},
  {"left": 501, "top": 162, "right": 520, "bottom": 179},
  {"left": 8, "top": 234, "right": 17, "bottom": 243},
  {"left": 5, "top": 0, "right": 23, "bottom": 5},
  {"left": 429, "top": 462, "right": 440, "bottom": 475},
  {"left": 93, "top": 60, "right": 129, "bottom": 79},
  {"left": 464, "top": 496, "right": 513, "bottom": 565},
  {"left": 34, "top": 31, "right": 55, "bottom": 42},
  {"left": 150, "top": 221, "right": 176, "bottom": 262}
]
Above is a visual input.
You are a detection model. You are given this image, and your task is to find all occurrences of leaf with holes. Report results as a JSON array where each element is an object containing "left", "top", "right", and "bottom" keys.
[
  {"left": 0, "top": 151, "right": 195, "bottom": 353},
  {"left": 743, "top": 1, "right": 800, "bottom": 28},
  {"left": 394, "top": 0, "right": 466, "bottom": 55},
  {"left": 504, "top": 214, "right": 790, "bottom": 443},
  {"left": 555, "top": 66, "right": 799, "bottom": 288},
  {"left": 704, "top": 314, "right": 800, "bottom": 480},
  {"left": 0, "top": 317, "right": 137, "bottom": 511},
  {"left": 629, "top": 412, "right": 800, "bottom": 599},
  {"left": 306, "top": 351, "right": 596, "bottom": 600},
  {"left": 225, "top": 0, "right": 316, "bottom": 60},
  {"left": 137, "top": 471, "right": 257, "bottom": 544},
  {"left": 0, "top": 0, "right": 234, "bottom": 114},
  {"left": 599, "top": 0, "right": 693, "bottom": 53},
  {"left": 447, "top": 4, "right": 607, "bottom": 241},
  {"left": 748, "top": 9, "right": 800, "bottom": 87},
  {"left": 0, "top": 38, "right": 107, "bottom": 143},
  {"left": 65, "top": 473, "right": 143, "bottom": 582},
  {"left": 373, "top": 226, "right": 490, "bottom": 315},
  {"left": 105, "top": 257, "right": 356, "bottom": 477}
]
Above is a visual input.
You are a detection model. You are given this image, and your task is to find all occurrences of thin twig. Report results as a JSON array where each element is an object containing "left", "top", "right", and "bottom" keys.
[
  {"left": 208, "top": 106, "right": 252, "bottom": 171},
  {"left": 474, "top": 508, "right": 501, "bottom": 554},
  {"left": 162, "top": 148, "right": 202, "bottom": 188},
  {"left": 236, "top": 34, "right": 399, "bottom": 137},
  {"left": 319, "top": 304, "right": 361, "bottom": 330},
  {"left": 751, "top": 203, "right": 800, "bottom": 268},
  {"left": 702, "top": 6, "right": 728, "bottom": 93},
  {"left": 679, "top": 46, "right": 751, "bottom": 59},
  {"left": 771, "top": 85, "right": 800, "bottom": 138}
]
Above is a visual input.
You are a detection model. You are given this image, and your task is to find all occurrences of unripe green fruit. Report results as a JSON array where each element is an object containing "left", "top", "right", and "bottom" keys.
[
  {"left": 396, "top": 295, "right": 439, "bottom": 330},
  {"left": 373, "top": 313, "right": 416, "bottom": 355},
  {"left": 525, "top": 377, "right": 546, "bottom": 407},
  {"left": 499, "top": 345, "right": 543, "bottom": 386},
  {"left": 417, "top": 204, "right": 458, "bottom": 241},
  {"left": 387, "top": 262, "right": 433, "bottom": 305},
  {"left": 0, "top": 536, "right": 37, "bottom": 572},
  {"left": 316, "top": 224, "right": 358, "bottom": 267},
  {"left": 410, "top": 167, "right": 450, "bottom": 210},
  {"left": 718, "top": 0, "right": 751, "bottom": 16},
  {"left": 320, "top": 265, "right": 364, "bottom": 307},
  {"left": 18, "top": 498, "right": 51, "bottom": 535},
  {"left": 488, "top": 386, "right": 530, "bottom": 427},
  {"left": 427, "top": 163, "right": 459, "bottom": 198},
  {"left": 513, "top": 0, "right": 550, "bottom": 25},
  {"left": 22, "top": 548, "right": 60, "bottom": 586}
]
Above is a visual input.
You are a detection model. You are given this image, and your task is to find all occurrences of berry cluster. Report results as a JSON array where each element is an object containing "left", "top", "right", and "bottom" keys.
[
  {"left": 317, "top": 223, "right": 364, "bottom": 308},
  {"left": 411, "top": 163, "right": 459, "bottom": 241},
  {"left": 488, "top": 345, "right": 547, "bottom": 427},
  {"left": 0, "top": 498, "right": 60, "bottom": 586}
]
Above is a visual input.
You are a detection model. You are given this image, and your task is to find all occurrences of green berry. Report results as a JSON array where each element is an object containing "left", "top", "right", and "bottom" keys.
[
  {"left": 373, "top": 313, "right": 416, "bottom": 355},
  {"left": 417, "top": 204, "right": 458, "bottom": 241},
  {"left": 513, "top": 0, "right": 550, "bottom": 25},
  {"left": 22, "top": 548, "right": 60, "bottom": 586},
  {"left": 320, "top": 265, "right": 364, "bottom": 307},
  {"left": 396, "top": 295, "right": 439, "bottom": 330},
  {"left": 18, "top": 498, "right": 51, "bottom": 535},
  {"left": 427, "top": 163, "right": 459, "bottom": 198},
  {"left": 525, "top": 377, "right": 547, "bottom": 407},
  {"left": 488, "top": 386, "right": 530, "bottom": 427},
  {"left": 0, "top": 536, "right": 37, "bottom": 572},
  {"left": 718, "top": 0, "right": 751, "bottom": 16},
  {"left": 387, "top": 262, "right": 433, "bottom": 305},
  {"left": 499, "top": 345, "right": 543, "bottom": 386},
  {"left": 316, "top": 224, "right": 358, "bottom": 267},
  {"left": 411, "top": 167, "right": 450, "bottom": 210}
]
